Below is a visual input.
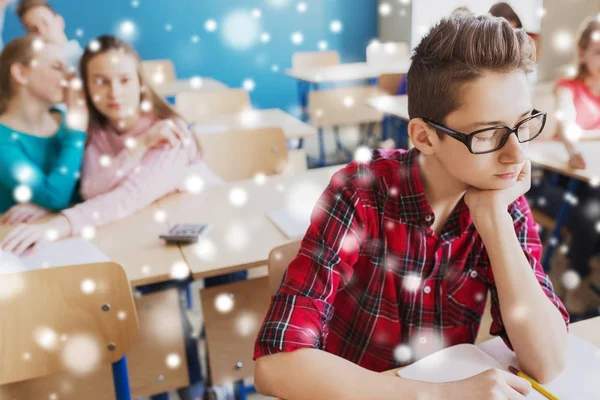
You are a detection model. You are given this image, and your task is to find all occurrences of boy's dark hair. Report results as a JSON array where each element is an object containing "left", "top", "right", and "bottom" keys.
[
  {"left": 16, "top": 0, "right": 56, "bottom": 19},
  {"left": 407, "top": 12, "right": 536, "bottom": 130}
]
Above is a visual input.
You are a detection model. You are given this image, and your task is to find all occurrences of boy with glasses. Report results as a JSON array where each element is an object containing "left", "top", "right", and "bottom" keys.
[{"left": 253, "top": 12, "right": 569, "bottom": 400}]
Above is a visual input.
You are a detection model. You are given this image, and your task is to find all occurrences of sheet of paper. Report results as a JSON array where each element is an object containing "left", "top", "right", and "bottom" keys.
[
  {"left": 397, "top": 343, "right": 505, "bottom": 382},
  {"left": 0, "top": 237, "right": 110, "bottom": 275},
  {"left": 397, "top": 343, "right": 547, "bottom": 399},
  {"left": 267, "top": 208, "right": 310, "bottom": 239},
  {"left": 480, "top": 335, "right": 600, "bottom": 399}
]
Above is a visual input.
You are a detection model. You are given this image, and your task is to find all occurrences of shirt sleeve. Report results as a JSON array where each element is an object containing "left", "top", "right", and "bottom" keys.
[
  {"left": 254, "top": 163, "right": 368, "bottom": 360},
  {"left": 79, "top": 143, "right": 144, "bottom": 200},
  {"left": 0, "top": 129, "right": 86, "bottom": 211},
  {"left": 486, "top": 196, "right": 570, "bottom": 350},
  {"left": 62, "top": 144, "right": 196, "bottom": 235}
]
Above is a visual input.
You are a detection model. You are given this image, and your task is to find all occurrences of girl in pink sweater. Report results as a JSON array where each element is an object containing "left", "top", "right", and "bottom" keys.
[{"left": 0, "top": 35, "right": 222, "bottom": 254}]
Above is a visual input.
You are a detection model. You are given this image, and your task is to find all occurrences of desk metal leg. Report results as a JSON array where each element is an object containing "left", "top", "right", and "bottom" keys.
[
  {"left": 542, "top": 178, "right": 580, "bottom": 270},
  {"left": 112, "top": 356, "right": 132, "bottom": 400}
]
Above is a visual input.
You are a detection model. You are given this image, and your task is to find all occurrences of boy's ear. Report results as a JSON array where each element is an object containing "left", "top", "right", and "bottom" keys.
[
  {"left": 408, "top": 118, "right": 438, "bottom": 155},
  {"left": 10, "top": 63, "right": 29, "bottom": 86}
]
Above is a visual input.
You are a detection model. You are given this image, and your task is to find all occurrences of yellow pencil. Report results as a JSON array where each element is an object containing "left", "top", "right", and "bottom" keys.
[{"left": 508, "top": 366, "right": 560, "bottom": 400}]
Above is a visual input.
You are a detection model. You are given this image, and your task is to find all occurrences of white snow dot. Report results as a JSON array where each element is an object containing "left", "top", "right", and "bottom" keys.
[
  {"left": 393, "top": 344, "right": 412, "bottom": 363},
  {"left": 243, "top": 79, "right": 256, "bottom": 92},
  {"left": 13, "top": 185, "right": 32, "bottom": 203},
  {"left": 229, "top": 187, "right": 248, "bottom": 207},
  {"left": 81, "top": 225, "right": 96, "bottom": 240},
  {"left": 296, "top": 2, "right": 307, "bottom": 13},
  {"left": 562, "top": 270, "right": 581, "bottom": 290},
  {"left": 190, "top": 76, "right": 203, "bottom": 89},
  {"left": 291, "top": 32, "right": 304, "bottom": 45},
  {"left": 154, "top": 210, "right": 167, "bottom": 223},
  {"left": 354, "top": 146, "right": 372, "bottom": 163},
  {"left": 170, "top": 261, "right": 190, "bottom": 280},
  {"left": 330, "top": 20, "right": 343, "bottom": 33},
  {"left": 215, "top": 293, "right": 235, "bottom": 313},
  {"left": 260, "top": 33, "right": 271, "bottom": 43},
  {"left": 166, "top": 353, "right": 182, "bottom": 369},
  {"left": 185, "top": 175, "right": 205, "bottom": 194},
  {"left": 379, "top": 2, "right": 392, "bottom": 16},
  {"left": 80, "top": 279, "right": 96, "bottom": 294},
  {"left": 205, "top": 19, "right": 218, "bottom": 32},
  {"left": 318, "top": 40, "right": 328, "bottom": 50},
  {"left": 99, "top": 155, "right": 111, "bottom": 167}
]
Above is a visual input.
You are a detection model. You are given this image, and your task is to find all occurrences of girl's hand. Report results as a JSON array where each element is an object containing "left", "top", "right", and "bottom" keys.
[
  {"left": 0, "top": 215, "right": 71, "bottom": 255},
  {"left": 1, "top": 203, "right": 50, "bottom": 225}
]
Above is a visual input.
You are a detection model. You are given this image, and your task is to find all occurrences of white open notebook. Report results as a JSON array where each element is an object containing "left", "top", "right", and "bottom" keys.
[
  {"left": 0, "top": 237, "right": 110, "bottom": 274},
  {"left": 397, "top": 335, "right": 600, "bottom": 399}
]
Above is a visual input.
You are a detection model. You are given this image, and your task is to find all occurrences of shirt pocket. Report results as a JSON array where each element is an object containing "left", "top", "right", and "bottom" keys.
[{"left": 442, "top": 264, "right": 488, "bottom": 327}]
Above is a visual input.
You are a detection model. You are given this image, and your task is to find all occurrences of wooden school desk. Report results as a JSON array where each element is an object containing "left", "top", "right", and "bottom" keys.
[
  {"left": 191, "top": 108, "right": 317, "bottom": 142},
  {"left": 528, "top": 141, "right": 600, "bottom": 268},
  {"left": 367, "top": 94, "right": 409, "bottom": 121},
  {"left": 157, "top": 165, "right": 341, "bottom": 279},
  {"left": 286, "top": 60, "right": 411, "bottom": 128}
]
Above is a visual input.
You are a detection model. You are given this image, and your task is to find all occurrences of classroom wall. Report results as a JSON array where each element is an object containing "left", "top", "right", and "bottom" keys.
[
  {"left": 378, "top": 0, "right": 412, "bottom": 45},
  {"left": 1, "top": 0, "right": 378, "bottom": 114}
]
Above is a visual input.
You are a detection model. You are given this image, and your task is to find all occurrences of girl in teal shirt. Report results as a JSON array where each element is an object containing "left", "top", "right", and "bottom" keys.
[{"left": 0, "top": 35, "right": 87, "bottom": 222}]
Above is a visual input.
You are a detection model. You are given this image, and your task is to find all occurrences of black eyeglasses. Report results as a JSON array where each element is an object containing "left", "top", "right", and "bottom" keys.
[{"left": 423, "top": 109, "right": 547, "bottom": 154}]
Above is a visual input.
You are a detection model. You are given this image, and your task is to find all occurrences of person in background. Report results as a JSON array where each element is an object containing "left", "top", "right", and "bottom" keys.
[
  {"left": 0, "top": 35, "right": 86, "bottom": 223},
  {"left": 527, "top": 16, "right": 600, "bottom": 317},
  {"left": 489, "top": 2, "right": 541, "bottom": 64},
  {"left": 554, "top": 16, "right": 600, "bottom": 169},
  {"left": 16, "top": 0, "right": 82, "bottom": 71},
  {"left": 0, "top": 35, "right": 231, "bottom": 400}
]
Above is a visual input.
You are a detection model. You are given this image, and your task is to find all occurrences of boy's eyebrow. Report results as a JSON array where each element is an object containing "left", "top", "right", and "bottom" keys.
[{"left": 470, "top": 109, "right": 533, "bottom": 129}]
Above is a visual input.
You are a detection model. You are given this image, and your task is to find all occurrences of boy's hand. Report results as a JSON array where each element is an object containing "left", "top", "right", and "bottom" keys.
[
  {"left": 438, "top": 369, "right": 532, "bottom": 399},
  {"left": 464, "top": 160, "right": 531, "bottom": 220}
]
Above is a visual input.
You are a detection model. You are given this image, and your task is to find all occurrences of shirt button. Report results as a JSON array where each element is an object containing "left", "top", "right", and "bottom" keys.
[
  {"left": 470, "top": 270, "right": 478, "bottom": 278},
  {"left": 425, "top": 215, "right": 433, "bottom": 222},
  {"left": 423, "top": 285, "right": 431, "bottom": 294}
]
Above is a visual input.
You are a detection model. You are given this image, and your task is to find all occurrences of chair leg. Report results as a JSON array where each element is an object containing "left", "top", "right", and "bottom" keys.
[
  {"left": 333, "top": 126, "right": 353, "bottom": 160},
  {"left": 542, "top": 178, "right": 580, "bottom": 271},
  {"left": 234, "top": 380, "right": 247, "bottom": 400},
  {"left": 112, "top": 356, "right": 132, "bottom": 400},
  {"left": 318, "top": 127, "right": 326, "bottom": 167}
]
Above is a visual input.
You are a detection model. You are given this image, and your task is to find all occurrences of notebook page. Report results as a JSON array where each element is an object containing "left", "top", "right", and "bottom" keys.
[
  {"left": 397, "top": 343, "right": 504, "bottom": 381},
  {"left": 397, "top": 343, "right": 546, "bottom": 399},
  {"left": 480, "top": 335, "right": 600, "bottom": 399}
]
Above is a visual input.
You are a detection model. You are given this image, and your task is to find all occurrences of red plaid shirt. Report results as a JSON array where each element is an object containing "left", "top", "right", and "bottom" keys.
[{"left": 254, "top": 148, "right": 569, "bottom": 372}]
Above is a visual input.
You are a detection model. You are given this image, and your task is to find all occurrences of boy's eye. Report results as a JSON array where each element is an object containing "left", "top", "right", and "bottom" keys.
[
  {"left": 94, "top": 78, "right": 106, "bottom": 85},
  {"left": 121, "top": 78, "right": 130, "bottom": 84}
]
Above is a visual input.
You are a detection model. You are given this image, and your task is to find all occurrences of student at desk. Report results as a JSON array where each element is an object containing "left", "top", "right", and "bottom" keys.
[
  {"left": 554, "top": 16, "right": 600, "bottom": 170},
  {"left": 527, "top": 16, "right": 600, "bottom": 292},
  {"left": 0, "top": 35, "right": 222, "bottom": 254},
  {"left": 254, "top": 13, "right": 569, "bottom": 400},
  {"left": 0, "top": 36, "right": 86, "bottom": 221}
]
